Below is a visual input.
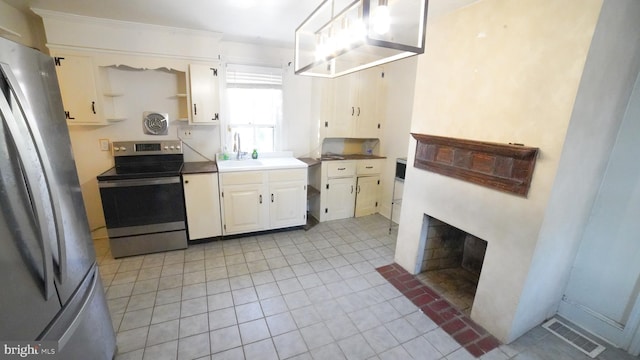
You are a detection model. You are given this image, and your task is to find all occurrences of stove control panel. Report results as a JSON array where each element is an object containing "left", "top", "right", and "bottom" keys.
[{"left": 112, "top": 140, "right": 183, "bottom": 156}]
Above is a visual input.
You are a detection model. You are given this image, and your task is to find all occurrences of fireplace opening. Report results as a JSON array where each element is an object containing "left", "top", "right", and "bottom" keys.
[{"left": 416, "top": 215, "right": 488, "bottom": 316}]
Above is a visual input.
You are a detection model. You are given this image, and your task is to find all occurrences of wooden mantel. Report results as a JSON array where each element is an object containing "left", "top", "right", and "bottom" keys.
[{"left": 411, "top": 134, "right": 539, "bottom": 197}]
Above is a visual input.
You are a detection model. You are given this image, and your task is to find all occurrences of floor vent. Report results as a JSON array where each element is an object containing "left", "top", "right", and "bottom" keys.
[{"left": 542, "top": 318, "right": 606, "bottom": 358}]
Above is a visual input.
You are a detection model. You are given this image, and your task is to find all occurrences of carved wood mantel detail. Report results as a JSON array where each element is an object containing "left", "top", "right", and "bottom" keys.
[{"left": 411, "top": 134, "right": 539, "bottom": 197}]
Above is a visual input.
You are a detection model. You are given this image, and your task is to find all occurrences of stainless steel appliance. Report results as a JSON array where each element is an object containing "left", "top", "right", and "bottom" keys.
[
  {"left": 0, "top": 37, "right": 116, "bottom": 359},
  {"left": 97, "top": 140, "right": 187, "bottom": 258}
]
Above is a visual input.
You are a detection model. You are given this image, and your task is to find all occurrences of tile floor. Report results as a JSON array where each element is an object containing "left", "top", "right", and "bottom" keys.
[{"left": 94, "top": 214, "right": 639, "bottom": 360}]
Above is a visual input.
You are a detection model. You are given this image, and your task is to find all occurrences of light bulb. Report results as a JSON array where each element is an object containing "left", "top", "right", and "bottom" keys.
[{"left": 372, "top": 5, "right": 390, "bottom": 35}]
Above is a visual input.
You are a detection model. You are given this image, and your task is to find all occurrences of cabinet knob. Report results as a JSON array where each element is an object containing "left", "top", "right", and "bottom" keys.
[{"left": 184, "top": 180, "right": 189, "bottom": 184}]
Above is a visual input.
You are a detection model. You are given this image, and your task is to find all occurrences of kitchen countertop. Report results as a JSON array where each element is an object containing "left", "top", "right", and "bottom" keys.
[
  {"left": 319, "top": 154, "right": 387, "bottom": 161},
  {"left": 297, "top": 157, "right": 321, "bottom": 166},
  {"left": 182, "top": 161, "right": 218, "bottom": 174}
]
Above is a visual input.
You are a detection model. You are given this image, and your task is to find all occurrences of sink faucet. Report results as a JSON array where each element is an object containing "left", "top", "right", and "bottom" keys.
[{"left": 234, "top": 133, "right": 242, "bottom": 159}]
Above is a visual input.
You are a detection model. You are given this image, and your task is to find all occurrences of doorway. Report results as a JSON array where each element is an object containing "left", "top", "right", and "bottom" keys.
[{"left": 559, "top": 73, "right": 640, "bottom": 356}]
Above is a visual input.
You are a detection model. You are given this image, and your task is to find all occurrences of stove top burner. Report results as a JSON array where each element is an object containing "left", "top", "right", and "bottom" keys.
[{"left": 97, "top": 146, "right": 184, "bottom": 182}]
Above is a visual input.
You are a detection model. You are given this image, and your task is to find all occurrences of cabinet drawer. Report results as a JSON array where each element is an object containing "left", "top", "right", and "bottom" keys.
[
  {"left": 221, "top": 171, "right": 266, "bottom": 185},
  {"left": 357, "top": 159, "right": 383, "bottom": 175},
  {"left": 327, "top": 161, "right": 356, "bottom": 178},
  {"left": 269, "top": 169, "right": 306, "bottom": 182}
]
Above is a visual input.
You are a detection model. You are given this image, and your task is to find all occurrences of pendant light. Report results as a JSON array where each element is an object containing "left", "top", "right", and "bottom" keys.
[{"left": 295, "top": 0, "right": 428, "bottom": 78}]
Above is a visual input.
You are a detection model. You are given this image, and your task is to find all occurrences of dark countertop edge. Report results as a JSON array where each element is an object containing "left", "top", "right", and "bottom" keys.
[
  {"left": 182, "top": 161, "right": 218, "bottom": 174},
  {"left": 297, "top": 157, "right": 321, "bottom": 166},
  {"left": 319, "top": 155, "right": 387, "bottom": 161}
]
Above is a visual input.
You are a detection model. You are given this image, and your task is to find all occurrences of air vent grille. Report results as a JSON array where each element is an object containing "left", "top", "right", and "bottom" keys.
[{"left": 542, "top": 318, "right": 606, "bottom": 358}]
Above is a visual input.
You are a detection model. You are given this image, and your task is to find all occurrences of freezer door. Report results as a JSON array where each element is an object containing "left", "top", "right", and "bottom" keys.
[
  {"left": 40, "top": 265, "right": 116, "bottom": 360},
  {"left": 0, "top": 65, "right": 61, "bottom": 340},
  {"left": 0, "top": 37, "right": 96, "bottom": 305}
]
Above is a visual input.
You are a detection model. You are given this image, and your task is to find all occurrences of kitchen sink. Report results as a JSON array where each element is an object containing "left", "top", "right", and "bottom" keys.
[
  {"left": 221, "top": 159, "right": 263, "bottom": 167},
  {"left": 216, "top": 156, "right": 307, "bottom": 173}
]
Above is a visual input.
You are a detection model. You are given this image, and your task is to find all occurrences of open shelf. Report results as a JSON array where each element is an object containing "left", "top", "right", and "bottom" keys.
[{"left": 307, "top": 185, "right": 320, "bottom": 200}]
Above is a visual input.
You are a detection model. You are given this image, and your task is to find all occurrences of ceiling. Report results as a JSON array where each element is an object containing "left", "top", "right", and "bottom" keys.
[{"left": 5, "top": 0, "right": 480, "bottom": 47}]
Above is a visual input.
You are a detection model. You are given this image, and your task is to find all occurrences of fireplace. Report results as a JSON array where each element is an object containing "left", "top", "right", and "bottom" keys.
[{"left": 416, "top": 215, "right": 488, "bottom": 316}]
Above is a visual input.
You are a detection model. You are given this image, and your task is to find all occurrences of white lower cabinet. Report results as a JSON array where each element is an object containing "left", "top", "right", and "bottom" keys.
[
  {"left": 312, "top": 159, "right": 383, "bottom": 222},
  {"left": 326, "top": 177, "right": 357, "bottom": 221},
  {"left": 354, "top": 159, "right": 383, "bottom": 217},
  {"left": 183, "top": 173, "right": 222, "bottom": 240},
  {"left": 220, "top": 169, "right": 306, "bottom": 235},
  {"left": 222, "top": 183, "right": 268, "bottom": 235},
  {"left": 269, "top": 181, "right": 306, "bottom": 228},
  {"left": 317, "top": 160, "right": 357, "bottom": 222},
  {"left": 355, "top": 175, "right": 380, "bottom": 217}
]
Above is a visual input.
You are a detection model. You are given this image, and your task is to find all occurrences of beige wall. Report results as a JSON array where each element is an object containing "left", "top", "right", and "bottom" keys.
[
  {"left": 378, "top": 57, "right": 418, "bottom": 224},
  {"left": 395, "top": 0, "right": 602, "bottom": 342},
  {"left": 0, "top": 1, "right": 46, "bottom": 50}
]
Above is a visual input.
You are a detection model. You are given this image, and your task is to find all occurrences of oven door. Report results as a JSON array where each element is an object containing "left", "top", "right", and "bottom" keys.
[{"left": 98, "top": 176, "right": 185, "bottom": 237}]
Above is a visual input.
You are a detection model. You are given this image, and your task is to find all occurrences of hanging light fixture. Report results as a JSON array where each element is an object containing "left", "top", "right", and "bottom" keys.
[{"left": 295, "top": 0, "right": 428, "bottom": 78}]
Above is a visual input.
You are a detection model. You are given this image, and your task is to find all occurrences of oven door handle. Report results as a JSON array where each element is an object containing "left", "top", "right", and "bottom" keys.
[{"left": 99, "top": 177, "right": 181, "bottom": 188}]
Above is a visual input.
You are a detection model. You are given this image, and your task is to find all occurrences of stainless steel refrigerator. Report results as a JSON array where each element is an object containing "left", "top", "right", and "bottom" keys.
[{"left": 0, "top": 37, "right": 116, "bottom": 359}]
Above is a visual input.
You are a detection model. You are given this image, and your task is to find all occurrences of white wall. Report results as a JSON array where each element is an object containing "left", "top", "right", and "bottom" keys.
[
  {"left": 219, "top": 41, "right": 314, "bottom": 157},
  {"left": 68, "top": 68, "right": 189, "bottom": 230},
  {"left": 512, "top": 0, "right": 640, "bottom": 341},
  {"left": 394, "top": 0, "right": 603, "bottom": 342},
  {"left": 36, "top": 13, "right": 315, "bottom": 230}
]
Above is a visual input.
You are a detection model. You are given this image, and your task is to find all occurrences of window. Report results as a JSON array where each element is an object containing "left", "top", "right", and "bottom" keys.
[{"left": 226, "top": 64, "right": 283, "bottom": 153}]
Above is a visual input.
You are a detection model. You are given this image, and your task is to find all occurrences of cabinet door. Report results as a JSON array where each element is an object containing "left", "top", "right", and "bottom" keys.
[
  {"left": 53, "top": 54, "right": 100, "bottom": 124},
  {"left": 183, "top": 173, "right": 222, "bottom": 240},
  {"left": 221, "top": 183, "right": 267, "bottom": 235},
  {"left": 355, "top": 176, "right": 380, "bottom": 217},
  {"left": 353, "top": 67, "right": 382, "bottom": 138},
  {"left": 327, "top": 74, "right": 356, "bottom": 137},
  {"left": 270, "top": 181, "right": 306, "bottom": 228},
  {"left": 326, "top": 177, "right": 356, "bottom": 221},
  {"left": 189, "top": 63, "right": 220, "bottom": 125}
]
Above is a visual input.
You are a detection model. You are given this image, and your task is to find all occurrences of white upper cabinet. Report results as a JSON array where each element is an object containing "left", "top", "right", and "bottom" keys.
[
  {"left": 189, "top": 63, "right": 221, "bottom": 125},
  {"left": 323, "top": 66, "right": 383, "bottom": 138},
  {"left": 53, "top": 54, "right": 102, "bottom": 125}
]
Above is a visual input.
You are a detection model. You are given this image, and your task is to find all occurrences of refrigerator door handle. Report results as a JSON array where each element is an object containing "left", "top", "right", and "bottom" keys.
[
  {"left": 0, "top": 64, "right": 67, "bottom": 283},
  {"left": 0, "top": 67, "right": 56, "bottom": 300},
  {"left": 57, "top": 268, "right": 97, "bottom": 350}
]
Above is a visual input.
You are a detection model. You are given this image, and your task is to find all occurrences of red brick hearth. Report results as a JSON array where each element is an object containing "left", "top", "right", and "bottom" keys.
[{"left": 377, "top": 263, "right": 500, "bottom": 357}]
